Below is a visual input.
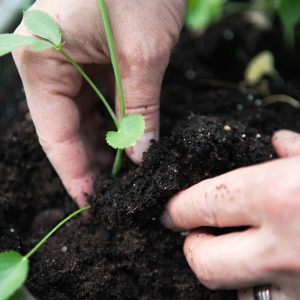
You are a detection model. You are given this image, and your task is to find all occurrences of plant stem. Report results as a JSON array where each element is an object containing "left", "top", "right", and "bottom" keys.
[
  {"left": 25, "top": 206, "right": 90, "bottom": 259},
  {"left": 99, "top": 0, "right": 127, "bottom": 175},
  {"left": 112, "top": 148, "right": 123, "bottom": 176},
  {"left": 98, "top": 0, "right": 126, "bottom": 119},
  {"left": 58, "top": 48, "right": 119, "bottom": 129}
]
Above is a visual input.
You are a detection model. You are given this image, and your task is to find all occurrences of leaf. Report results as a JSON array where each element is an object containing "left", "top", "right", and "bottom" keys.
[
  {"left": 0, "top": 34, "right": 52, "bottom": 57},
  {"left": 106, "top": 114, "right": 145, "bottom": 149},
  {"left": 31, "top": 40, "right": 53, "bottom": 52},
  {"left": 277, "top": 0, "right": 300, "bottom": 49},
  {"left": 0, "top": 252, "right": 29, "bottom": 300},
  {"left": 9, "top": 287, "right": 36, "bottom": 300},
  {"left": 23, "top": 10, "right": 62, "bottom": 46},
  {"left": 244, "top": 50, "right": 276, "bottom": 84},
  {"left": 186, "top": 0, "right": 226, "bottom": 31}
]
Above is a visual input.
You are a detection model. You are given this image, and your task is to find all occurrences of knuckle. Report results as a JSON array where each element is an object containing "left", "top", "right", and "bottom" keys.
[
  {"left": 120, "top": 40, "right": 169, "bottom": 68},
  {"left": 125, "top": 103, "right": 159, "bottom": 118},
  {"left": 198, "top": 189, "right": 221, "bottom": 227}
]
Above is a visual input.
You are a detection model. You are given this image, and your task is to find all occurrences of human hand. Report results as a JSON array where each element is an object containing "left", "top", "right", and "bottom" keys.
[
  {"left": 162, "top": 130, "right": 300, "bottom": 299},
  {"left": 12, "top": 0, "right": 186, "bottom": 206}
]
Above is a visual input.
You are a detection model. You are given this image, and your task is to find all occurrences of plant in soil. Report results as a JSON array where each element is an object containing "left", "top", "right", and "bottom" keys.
[
  {"left": 0, "top": 1, "right": 145, "bottom": 298},
  {"left": 1, "top": 2, "right": 300, "bottom": 300},
  {"left": 0, "top": 206, "right": 89, "bottom": 300},
  {"left": 0, "top": 3, "right": 145, "bottom": 177}
]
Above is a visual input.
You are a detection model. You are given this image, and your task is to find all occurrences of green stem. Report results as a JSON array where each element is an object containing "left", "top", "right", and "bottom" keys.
[
  {"left": 58, "top": 48, "right": 119, "bottom": 129},
  {"left": 112, "top": 148, "right": 123, "bottom": 176},
  {"left": 98, "top": 0, "right": 126, "bottom": 119},
  {"left": 99, "top": 0, "right": 127, "bottom": 175},
  {"left": 25, "top": 206, "right": 90, "bottom": 259}
]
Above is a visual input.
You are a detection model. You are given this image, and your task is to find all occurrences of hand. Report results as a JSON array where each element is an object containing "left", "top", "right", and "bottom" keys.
[
  {"left": 162, "top": 130, "right": 300, "bottom": 299},
  {"left": 13, "top": 0, "right": 186, "bottom": 206}
]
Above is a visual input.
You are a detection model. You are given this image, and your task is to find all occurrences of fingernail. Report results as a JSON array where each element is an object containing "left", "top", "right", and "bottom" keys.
[
  {"left": 130, "top": 131, "right": 159, "bottom": 164},
  {"left": 160, "top": 211, "right": 177, "bottom": 231}
]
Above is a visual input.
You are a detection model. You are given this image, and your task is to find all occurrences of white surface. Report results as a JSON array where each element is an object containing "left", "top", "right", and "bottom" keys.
[{"left": 0, "top": 0, "right": 25, "bottom": 32}]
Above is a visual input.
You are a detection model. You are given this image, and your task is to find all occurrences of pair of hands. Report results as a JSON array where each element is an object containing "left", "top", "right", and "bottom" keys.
[{"left": 13, "top": 0, "right": 300, "bottom": 299}]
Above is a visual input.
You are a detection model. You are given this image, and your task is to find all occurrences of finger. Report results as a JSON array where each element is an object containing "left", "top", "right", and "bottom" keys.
[
  {"left": 184, "top": 230, "right": 271, "bottom": 289},
  {"left": 162, "top": 166, "right": 261, "bottom": 231},
  {"left": 13, "top": 47, "right": 95, "bottom": 207},
  {"left": 116, "top": 54, "right": 166, "bottom": 164},
  {"left": 272, "top": 130, "right": 300, "bottom": 158}
]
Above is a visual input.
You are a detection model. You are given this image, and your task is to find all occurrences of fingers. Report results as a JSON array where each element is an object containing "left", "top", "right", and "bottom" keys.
[
  {"left": 272, "top": 130, "right": 300, "bottom": 158},
  {"left": 117, "top": 54, "right": 166, "bottom": 164},
  {"left": 162, "top": 166, "right": 261, "bottom": 231},
  {"left": 107, "top": 0, "right": 185, "bottom": 164},
  {"left": 183, "top": 229, "right": 270, "bottom": 289},
  {"left": 13, "top": 47, "right": 95, "bottom": 207}
]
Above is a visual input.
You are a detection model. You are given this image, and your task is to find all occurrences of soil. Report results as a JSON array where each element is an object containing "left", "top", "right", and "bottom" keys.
[{"left": 1, "top": 14, "right": 300, "bottom": 300}]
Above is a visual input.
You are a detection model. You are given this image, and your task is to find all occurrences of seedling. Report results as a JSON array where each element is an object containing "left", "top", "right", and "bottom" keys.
[
  {"left": 0, "top": 0, "right": 145, "bottom": 176},
  {"left": 0, "top": 206, "right": 90, "bottom": 300},
  {"left": 244, "top": 50, "right": 277, "bottom": 84}
]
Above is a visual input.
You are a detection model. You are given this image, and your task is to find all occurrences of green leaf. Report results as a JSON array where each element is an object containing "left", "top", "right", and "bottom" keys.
[
  {"left": 0, "top": 34, "right": 52, "bottom": 57},
  {"left": 9, "top": 287, "right": 36, "bottom": 300},
  {"left": 277, "top": 0, "right": 300, "bottom": 50},
  {"left": 0, "top": 252, "right": 29, "bottom": 300},
  {"left": 23, "top": 10, "right": 62, "bottom": 46},
  {"left": 31, "top": 40, "right": 53, "bottom": 52},
  {"left": 186, "top": 0, "right": 226, "bottom": 31},
  {"left": 106, "top": 114, "right": 145, "bottom": 149}
]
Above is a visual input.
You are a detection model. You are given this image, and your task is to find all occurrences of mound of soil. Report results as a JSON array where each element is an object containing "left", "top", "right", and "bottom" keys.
[{"left": 1, "top": 15, "right": 300, "bottom": 300}]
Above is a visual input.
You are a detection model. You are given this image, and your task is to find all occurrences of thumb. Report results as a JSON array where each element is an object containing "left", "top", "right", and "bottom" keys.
[
  {"left": 117, "top": 55, "right": 168, "bottom": 164},
  {"left": 272, "top": 130, "right": 300, "bottom": 158}
]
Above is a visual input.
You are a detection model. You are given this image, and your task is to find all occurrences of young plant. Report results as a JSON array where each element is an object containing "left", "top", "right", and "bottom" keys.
[
  {"left": 244, "top": 50, "right": 277, "bottom": 84},
  {"left": 0, "top": 2, "right": 145, "bottom": 176},
  {"left": 0, "top": 206, "right": 90, "bottom": 300}
]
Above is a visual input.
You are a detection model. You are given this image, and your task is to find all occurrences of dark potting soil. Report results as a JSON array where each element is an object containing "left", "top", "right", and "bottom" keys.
[{"left": 1, "top": 14, "right": 300, "bottom": 300}]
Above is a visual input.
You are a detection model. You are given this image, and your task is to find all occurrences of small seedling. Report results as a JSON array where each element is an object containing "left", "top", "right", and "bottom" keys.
[
  {"left": 0, "top": 0, "right": 145, "bottom": 176},
  {"left": 244, "top": 50, "right": 277, "bottom": 84},
  {"left": 0, "top": 206, "right": 90, "bottom": 300}
]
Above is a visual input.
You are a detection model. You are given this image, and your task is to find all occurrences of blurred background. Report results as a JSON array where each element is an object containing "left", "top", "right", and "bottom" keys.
[
  {"left": 0, "top": 0, "right": 33, "bottom": 33},
  {"left": 0, "top": 0, "right": 34, "bottom": 133}
]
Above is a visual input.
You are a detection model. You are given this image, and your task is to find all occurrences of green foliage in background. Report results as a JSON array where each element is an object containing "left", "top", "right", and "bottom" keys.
[
  {"left": 277, "top": 0, "right": 300, "bottom": 51},
  {"left": 185, "top": 0, "right": 300, "bottom": 52},
  {"left": 185, "top": 0, "right": 227, "bottom": 31}
]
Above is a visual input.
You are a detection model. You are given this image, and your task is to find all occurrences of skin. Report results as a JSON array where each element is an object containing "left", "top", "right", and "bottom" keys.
[
  {"left": 13, "top": 0, "right": 186, "bottom": 206},
  {"left": 163, "top": 130, "right": 300, "bottom": 300},
  {"left": 12, "top": 1, "right": 300, "bottom": 298}
]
